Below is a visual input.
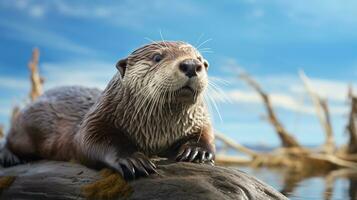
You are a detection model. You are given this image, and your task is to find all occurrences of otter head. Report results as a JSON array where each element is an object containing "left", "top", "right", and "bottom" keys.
[{"left": 116, "top": 41, "right": 209, "bottom": 106}]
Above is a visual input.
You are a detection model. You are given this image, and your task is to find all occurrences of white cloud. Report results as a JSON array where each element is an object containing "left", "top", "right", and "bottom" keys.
[
  {"left": 290, "top": 77, "right": 352, "bottom": 103},
  {"left": 272, "top": 0, "right": 357, "bottom": 26},
  {"left": 1, "top": 0, "right": 201, "bottom": 30},
  {"left": 0, "top": 76, "right": 29, "bottom": 90},
  {"left": 52, "top": 0, "right": 201, "bottom": 29},
  {"left": 1, "top": 0, "right": 47, "bottom": 18},
  {"left": 13, "top": 0, "right": 28, "bottom": 10},
  {"left": 217, "top": 87, "right": 349, "bottom": 116},
  {"left": 251, "top": 9, "right": 265, "bottom": 18},
  {"left": 29, "top": 4, "right": 46, "bottom": 18},
  {"left": 214, "top": 58, "right": 353, "bottom": 116},
  {"left": 41, "top": 60, "right": 116, "bottom": 89},
  {"left": 222, "top": 89, "right": 315, "bottom": 114},
  {"left": 52, "top": 1, "right": 113, "bottom": 19},
  {"left": 0, "top": 19, "right": 94, "bottom": 55}
]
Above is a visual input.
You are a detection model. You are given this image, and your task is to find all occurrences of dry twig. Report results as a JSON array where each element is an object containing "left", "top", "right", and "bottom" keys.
[
  {"left": 239, "top": 72, "right": 301, "bottom": 148},
  {"left": 346, "top": 86, "right": 357, "bottom": 154},
  {"left": 299, "top": 71, "right": 335, "bottom": 153},
  {"left": 215, "top": 132, "right": 258, "bottom": 157},
  {"left": 28, "top": 48, "right": 43, "bottom": 101},
  {"left": 0, "top": 125, "right": 4, "bottom": 139}
]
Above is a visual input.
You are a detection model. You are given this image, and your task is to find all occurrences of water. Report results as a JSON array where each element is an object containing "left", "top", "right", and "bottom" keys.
[{"left": 236, "top": 165, "right": 357, "bottom": 200}]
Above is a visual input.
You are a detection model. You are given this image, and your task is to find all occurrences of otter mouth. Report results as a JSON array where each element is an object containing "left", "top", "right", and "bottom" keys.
[
  {"left": 175, "top": 85, "right": 196, "bottom": 103},
  {"left": 180, "top": 86, "right": 195, "bottom": 94}
]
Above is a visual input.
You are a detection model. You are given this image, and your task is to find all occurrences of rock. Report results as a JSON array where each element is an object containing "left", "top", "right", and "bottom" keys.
[{"left": 0, "top": 161, "right": 287, "bottom": 200}]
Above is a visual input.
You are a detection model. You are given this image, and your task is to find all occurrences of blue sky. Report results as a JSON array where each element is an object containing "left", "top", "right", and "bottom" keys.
[{"left": 1, "top": 0, "right": 357, "bottom": 147}]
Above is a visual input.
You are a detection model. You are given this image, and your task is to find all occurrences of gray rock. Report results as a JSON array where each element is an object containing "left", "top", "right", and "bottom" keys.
[{"left": 0, "top": 161, "right": 287, "bottom": 200}]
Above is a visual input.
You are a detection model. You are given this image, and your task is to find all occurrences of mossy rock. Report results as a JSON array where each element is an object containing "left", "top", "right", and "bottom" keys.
[{"left": 0, "top": 161, "right": 287, "bottom": 200}]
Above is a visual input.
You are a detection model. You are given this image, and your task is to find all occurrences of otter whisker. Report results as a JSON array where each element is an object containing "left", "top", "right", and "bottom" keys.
[
  {"left": 209, "top": 77, "right": 230, "bottom": 86},
  {"left": 131, "top": 78, "right": 160, "bottom": 124},
  {"left": 147, "top": 83, "right": 162, "bottom": 117},
  {"left": 131, "top": 89, "right": 150, "bottom": 123},
  {"left": 159, "top": 30, "right": 175, "bottom": 58},
  {"left": 208, "top": 77, "right": 232, "bottom": 104},
  {"left": 204, "top": 87, "right": 223, "bottom": 122},
  {"left": 198, "top": 47, "right": 212, "bottom": 51},
  {"left": 136, "top": 86, "right": 157, "bottom": 129},
  {"left": 196, "top": 38, "right": 212, "bottom": 50},
  {"left": 143, "top": 82, "right": 168, "bottom": 131},
  {"left": 155, "top": 85, "right": 167, "bottom": 118},
  {"left": 200, "top": 50, "right": 214, "bottom": 54},
  {"left": 159, "top": 30, "right": 168, "bottom": 49},
  {"left": 138, "top": 76, "right": 167, "bottom": 124},
  {"left": 203, "top": 94, "right": 213, "bottom": 120},
  {"left": 207, "top": 82, "right": 230, "bottom": 104},
  {"left": 144, "top": 37, "right": 165, "bottom": 51},
  {"left": 194, "top": 33, "right": 205, "bottom": 49},
  {"left": 167, "top": 83, "right": 174, "bottom": 115}
]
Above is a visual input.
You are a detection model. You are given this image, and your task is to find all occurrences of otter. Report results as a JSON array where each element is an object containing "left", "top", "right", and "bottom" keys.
[{"left": 0, "top": 41, "right": 215, "bottom": 180}]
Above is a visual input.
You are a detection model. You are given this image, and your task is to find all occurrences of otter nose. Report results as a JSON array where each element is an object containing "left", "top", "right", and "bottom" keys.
[{"left": 179, "top": 59, "right": 202, "bottom": 78}]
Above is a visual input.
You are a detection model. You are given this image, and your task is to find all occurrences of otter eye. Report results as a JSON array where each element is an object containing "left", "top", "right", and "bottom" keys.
[
  {"left": 153, "top": 54, "right": 163, "bottom": 63},
  {"left": 203, "top": 61, "right": 209, "bottom": 69}
]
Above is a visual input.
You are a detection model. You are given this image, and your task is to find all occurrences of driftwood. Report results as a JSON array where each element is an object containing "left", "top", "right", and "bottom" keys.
[
  {"left": 336, "top": 86, "right": 357, "bottom": 160},
  {"left": 214, "top": 71, "right": 357, "bottom": 172},
  {"left": 28, "top": 48, "right": 43, "bottom": 101},
  {"left": 0, "top": 125, "right": 3, "bottom": 139},
  {"left": 299, "top": 71, "right": 335, "bottom": 153},
  {"left": 239, "top": 72, "right": 301, "bottom": 148},
  {"left": 0, "top": 161, "right": 287, "bottom": 200},
  {"left": 346, "top": 87, "right": 357, "bottom": 154},
  {"left": 215, "top": 132, "right": 258, "bottom": 157}
]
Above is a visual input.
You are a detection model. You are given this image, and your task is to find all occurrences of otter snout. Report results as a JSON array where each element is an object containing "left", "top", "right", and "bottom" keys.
[{"left": 179, "top": 59, "right": 203, "bottom": 78}]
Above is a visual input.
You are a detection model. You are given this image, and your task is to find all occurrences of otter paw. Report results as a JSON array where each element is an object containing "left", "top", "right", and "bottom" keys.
[
  {"left": 175, "top": 144, "right": 214, "bottom": 164},
  {"left": 0, "top": 147, "right": 23, "bottom": 168},
  {"left": 114, "top": 153, "right": 157, "bottom": 180}
]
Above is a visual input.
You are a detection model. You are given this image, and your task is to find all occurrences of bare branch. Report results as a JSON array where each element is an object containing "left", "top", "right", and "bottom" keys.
[
  {"left": 310, "top": 154, "right": 357, "bottom": 169},
  {"left": 0, "top": 124, "right": 4, "bottom": 139},
  {"left": 215, "top": 155, "right": 252, "bottom": 165},
  {"left": 28, "top": 48, "right": 43, "bottom": 101},
  {"left": 299, "top": 71, "right": 335, "bottom": 153},
  {"left": 346, "top": 86, "right": 357, "bottom": 154},
  {"left": 215, "top": 132, "right": 258, "bottom": 157},
  {"left": 239, "top": 72, "right": 301, "bottom": 148}
]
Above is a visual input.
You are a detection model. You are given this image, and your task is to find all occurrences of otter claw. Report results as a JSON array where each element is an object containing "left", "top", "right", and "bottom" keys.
[
  {"left": 181, "top": 149, "right": 191, "bottom": 160},
  {"left": 176, "top": 148, "right": 186, "bottom": 160},
  {"left": 137, "top": 157, "right": 157, "bottom": 174},
  {"left": 119, "top": 159, "right": 136, "bottom": 180},
  {"left": 199, "top": 151, "right": 207, "bottom": 163},
  {"left": 116, "top": 153, "right": 157, "bottom": 180},
  {"left": 206, "top": 153, "right": 213, "bottom": 161},
  {"left": 188, "top": 148, "right": 199, "bottom": 162},
  {"left": 176, "top": 145, "right": 214, "bottom": 164},
  {"left": 129, "top": 158, "right": 149, "bottom": 177}
]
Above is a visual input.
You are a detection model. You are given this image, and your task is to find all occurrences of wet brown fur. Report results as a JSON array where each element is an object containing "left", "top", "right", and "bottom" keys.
[{"left": 2, "top": 41, "right": 215, "bottom": 178}]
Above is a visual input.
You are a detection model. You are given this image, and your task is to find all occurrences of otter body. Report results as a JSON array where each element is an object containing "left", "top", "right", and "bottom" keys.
[
  {"left": 1, "top": 41, "right": 215, "bottom": 179},
  {"left": 6, "top": 86, "right": 101, "bottom": 162}
]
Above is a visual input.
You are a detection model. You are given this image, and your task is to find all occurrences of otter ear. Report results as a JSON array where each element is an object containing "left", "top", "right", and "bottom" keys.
[{"left": 116, "top": 58, "right": 128, "bottom": 78}]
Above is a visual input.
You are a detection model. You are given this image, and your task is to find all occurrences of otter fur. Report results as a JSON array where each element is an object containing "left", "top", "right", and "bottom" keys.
[{"left": 0, "top": 41, "right": 215, "bottom": 179}]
